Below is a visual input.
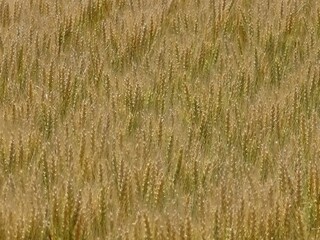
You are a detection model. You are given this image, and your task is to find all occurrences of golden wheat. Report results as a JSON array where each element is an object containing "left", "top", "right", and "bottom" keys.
[{"left": 1, "top": 0, "right": 320, "bottom": 239}]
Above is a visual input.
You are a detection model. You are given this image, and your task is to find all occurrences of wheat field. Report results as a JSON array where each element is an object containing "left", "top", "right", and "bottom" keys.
[{"left": 1, "top": 0, "right": 320, "bottom": 239}]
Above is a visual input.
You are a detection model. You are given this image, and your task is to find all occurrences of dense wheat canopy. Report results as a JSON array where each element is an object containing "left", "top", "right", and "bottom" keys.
[{"left": 1, "top": 0, "right": 320, "bottom": 239}]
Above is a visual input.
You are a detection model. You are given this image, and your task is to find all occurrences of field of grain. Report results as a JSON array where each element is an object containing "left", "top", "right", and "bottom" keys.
[{"left": 1, "top": 0, "right": 320, "bottom": 239}]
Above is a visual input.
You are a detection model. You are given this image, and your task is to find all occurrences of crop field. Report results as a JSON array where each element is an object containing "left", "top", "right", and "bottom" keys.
[{"left": 1, "top": 0, "right": 320, "bottom": 239}]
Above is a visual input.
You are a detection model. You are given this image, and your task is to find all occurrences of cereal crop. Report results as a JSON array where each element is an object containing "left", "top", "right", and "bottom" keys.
[{"left": 1, "top": 0, "right": 320, "bottom": 239}]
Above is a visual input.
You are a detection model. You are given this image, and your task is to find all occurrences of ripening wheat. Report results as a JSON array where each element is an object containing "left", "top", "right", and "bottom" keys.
[{"left": 0, "top": 0, "right": 320, "bottom": 239}]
